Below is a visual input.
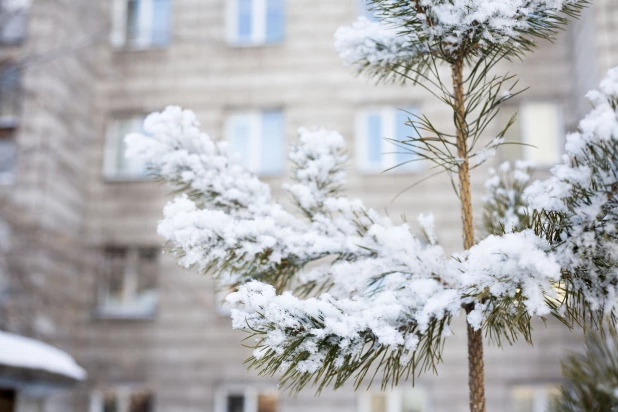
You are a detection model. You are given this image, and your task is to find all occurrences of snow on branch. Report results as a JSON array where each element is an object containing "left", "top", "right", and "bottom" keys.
[
  {"left": 481, "top": 161, "right": 534, "bottom": 237},
  {"left": 335, "top": 1, "right": 586, "bottom": 81},
  {"left": 126, "top": 104, "right": 575, "bottom": 390},
  {"left": 334, "top": 17, "right": 424, "bottom": 77},
  {"left": 525, "top": 67, "right": 618, "bottom": 322}
]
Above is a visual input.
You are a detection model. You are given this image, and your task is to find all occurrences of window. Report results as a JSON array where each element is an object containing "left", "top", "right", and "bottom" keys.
[
  {"left": 226, "top": 110, "right": 285, "bottom": 175},
  {"left": 359, "top": 388, "right": 430, "bottom": 412},
  {"left": 499, "top": 102, "right": 563, "bottom": 167},
  {"left": 111, "top": 0, "right": 171, "bottom": 49},
  {"left": 511, "top": 385, "right": 560, "bottom": 412},
  {"left": 90, "top": 387, "right": 154, "bottom": 412},
  {"left": 97, "top": 247, "right": 158, "bottom": 318},
  {"left": 103, "top": 115, "right": 148, "bottom": 180},
  {"left": 0, "top": 67, "right": 20, "bottom": 184},
  {"left": 0, "top": 132, "right": 15, "bottom": 183},
  {"left": 227, "top": 0, "right": 285, "bottom": 45},
  {"left": 215, "top": 387, "right": 278, "bottom": 412},
  {"left": 357, "top": 107, "right": 421, "bottom": 173},
  {"left": 0, "top": 66, "right": 21, "bottom": 127},
  {"left": 0, "top": 2, "right": 28, "bottom": 44}
]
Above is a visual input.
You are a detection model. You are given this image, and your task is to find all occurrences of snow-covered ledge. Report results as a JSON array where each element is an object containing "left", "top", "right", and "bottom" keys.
[{"left": 0, "top": 331, "right": 86, "bottom": 381}]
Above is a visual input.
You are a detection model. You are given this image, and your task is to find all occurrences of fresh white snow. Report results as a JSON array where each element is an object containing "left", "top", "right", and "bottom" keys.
[
  {"left": 335, "top": 0, "right": 582, "bottom": 68},
  {"left": 0, "top": 331, "right": 87, "bottom": 380}
]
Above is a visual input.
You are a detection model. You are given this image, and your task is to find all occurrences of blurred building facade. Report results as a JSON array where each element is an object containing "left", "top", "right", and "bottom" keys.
[{"left": 0, "top": 0, "right": 617, "bottom": 411}]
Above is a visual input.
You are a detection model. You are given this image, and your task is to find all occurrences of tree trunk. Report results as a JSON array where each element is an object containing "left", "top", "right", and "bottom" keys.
[{"left": 452, "top": 58, "right": 487, "bottom": 412}]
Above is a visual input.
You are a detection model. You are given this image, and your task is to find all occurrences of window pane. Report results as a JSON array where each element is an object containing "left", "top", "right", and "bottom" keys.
[
  {"left": 126, "top": 0, "right": 141, "bottom": 45},
  {"left": 369, "top": 393, "right": 387, "bottom": 412},
  {"left": 106, "top": 116, "right": 147, "bottom": 178},
  {"left": 227, "top": 395, "right": 245, "bottom": 412},
  {"left": 101, "top": 247, "right": 128, "bottom": 311},
  {"left": 0, "top": 67, "right": 21, "bottom": 120},
  {"left": 229, "top": 115, "right": 252, "bottom": 170},
  {"left": 103, "top": 393, "right": 119, "bottom": 412},
  {"left": 237, "top": 0, "right": 253, "bottom": 43},
  {"left": 136, "top": 248, "right": 158, "bottom": 313},
  {"left": 499, "top": 105, "right": 522, "bottom": 163},
  {"left": 265, "top": 0, "right": 284, "bottom": 43},
  {"left": 0, "top": 138, "right": 15, "bottom": 181},
  {"left": 151, "top": 0, "right": 171, "bottom": 46},
  {"left": 129, "top": 390, "right": 153, "bottom": 412},
  {"left": 366, "top": 113, "right": 383, "bottom": 167},
  {"left": 257, "top": 392, "right": 278, "bottom": 412},
  {"left": 260, "top": 110, "right": 284, "bottom": 175},
  {"left": 0, "top": 8, "right": 28, "bottom": 44},
  {"left": 99, "top": 247, "right": 158, "bottom": 316},
  {"left": 521, "top": 102, "right": 562, "bottom": 166},
  {"left": 395, "top": 109, "right": 418, "bottom": 168},
  {"left": 402, "top": 389, "right": 426, "bottom": 412}
]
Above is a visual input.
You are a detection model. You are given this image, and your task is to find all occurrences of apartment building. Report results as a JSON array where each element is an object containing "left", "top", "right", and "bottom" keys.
[{"left": 0, "top": 0, "right": 616, "bottom": 411}]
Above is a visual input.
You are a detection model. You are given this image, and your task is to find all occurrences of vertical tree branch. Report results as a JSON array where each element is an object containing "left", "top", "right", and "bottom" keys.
[{"left": 452, "top": 57, "right": 486, "bottom": 412}]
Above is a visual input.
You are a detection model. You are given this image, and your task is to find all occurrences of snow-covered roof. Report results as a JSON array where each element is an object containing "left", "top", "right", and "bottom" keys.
[{"left": 0, "top": 331, "right": 86, "bottom": 381}]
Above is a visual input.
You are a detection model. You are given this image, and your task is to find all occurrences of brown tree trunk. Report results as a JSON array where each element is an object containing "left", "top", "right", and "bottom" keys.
[{"left": 452, "top": 58, "right": 487, "bottom": 412}]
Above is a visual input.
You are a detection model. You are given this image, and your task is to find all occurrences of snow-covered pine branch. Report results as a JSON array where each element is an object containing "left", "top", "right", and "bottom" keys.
[
  {"left": 126, "top": 108, "right": 464, "bottom": 389},
  {"left": 125, "top": 97, "right": 583, "bottom": 391},
  {"left": 526, "top": 67, "right": 618, "bottom": 324},
  {"left": 481, "top": 161, "right": 534, "bottom": 238},
  {"left": 336, "top": 0, "right": 587, "bottom": 79}
]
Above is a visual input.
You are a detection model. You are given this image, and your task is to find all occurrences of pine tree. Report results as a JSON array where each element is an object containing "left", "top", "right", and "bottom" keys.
[
  {"left": 122, "top": 2, "right": 618, "bottom": 412},
  {"left": 551, "top": 327, "right": 618, "bottom": 412}
]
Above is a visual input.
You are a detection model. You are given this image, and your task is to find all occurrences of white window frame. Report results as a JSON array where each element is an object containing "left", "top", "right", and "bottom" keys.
[
  {"left": 226, "top": 0, "right": 282, "bottom": 46},
  {"left": 225, "top": 110, "right": 285, "bottom": 176},
  {"left": 358, "top": 387, "right": 431, "bottom": 412},
  {"left": 111, "top": 0, "right": 166, "bottom": 49},
  {"left": 511, "top": 384, "right": 560, "bottom": 412},
  {"left": 103, "top": 114, "right": 148, "bottom": 181},
  {"left": 214, "top": 385, "right": 279, "bottom": 412},
  {"left": 356, "top": 107, "right": 422, "bottom": 174},
  {"left": 97, "top": 247, "right": 159, "bottom": 319},
  {"left": 520, "top": 101, "right": 563, "bottom": 167}
]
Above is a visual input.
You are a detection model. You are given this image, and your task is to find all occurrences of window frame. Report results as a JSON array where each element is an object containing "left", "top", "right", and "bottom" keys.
[
  {"left": 103, "top": 114, "right": 150, "bottom": 182},
  {"left": 0, "top": 65, "right": 22, "bottom": 129},
  {"left": 96, "top": 246, "right": 159, "bottom": 320},
  {"left": 225, "top": 109, "right": 285, "bottom": 176},
  {"left": 214, "top": 385, "right": 279, "bottom": 412},
  {"left": 520, "top": 101, "right": 564, "bottom": 167},
  {"left": 226, "top": 0, "right": 285, "bottom": 46},
  {"left": 110, "top": 0, "right": 172, "bottom": 50},
  {"left": 356, "top": 106, "right": 423, "bottom": 174}
]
